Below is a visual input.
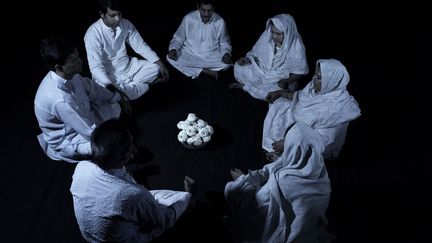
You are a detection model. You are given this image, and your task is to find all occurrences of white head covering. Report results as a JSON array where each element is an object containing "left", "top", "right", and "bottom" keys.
[
  {"left": 275, "top": 121, "right": 329, "bottom": 195},
  {"left": 249, "top": 13, "right": 309, "bottom": 79},
  {"left": 294, "top": 59, "right": 361, "bottom": 128},
  {"left": 261, "top": 121, "right": 332, "bottom": 242}
]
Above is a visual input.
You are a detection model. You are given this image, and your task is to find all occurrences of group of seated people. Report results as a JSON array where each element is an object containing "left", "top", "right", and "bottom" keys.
[{"left": 34, "top": 0, "right": 361, "bottom": 241}]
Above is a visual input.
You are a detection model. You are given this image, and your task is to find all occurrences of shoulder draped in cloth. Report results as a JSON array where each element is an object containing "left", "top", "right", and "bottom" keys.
[
  {"left": 225, "top": 121, "right": 334, "bottom": 243},
  {"left": 263, "top": 59, "right": 361, "bottom": 159},
  {"left": 234, "top": 13, "right": 308, "bottom": 100}
]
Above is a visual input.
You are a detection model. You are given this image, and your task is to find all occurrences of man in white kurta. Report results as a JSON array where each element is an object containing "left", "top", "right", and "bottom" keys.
[
  {"left": 71, "top": 161, "right": 193, "bottom": 242},
  {"left": 85, "top": 2, "right": 169, "bottom": 100},
  {"left": 262, "top": 59, "right": 361, "bottom": 160},
  {"left": 231, "top": 13, "right": 308, "bottom": 100},
  {"left": 35, "top": 37, "right": 121, "bottom": 163},
  {"left": 167, "top": 1, "right": 232, "bottom": 79},
  {"left": 70, "top": 119, "right": 193, "bottom": 242},
  {"left": 225, "top": 122, "right": 334, "bottom": 243}
]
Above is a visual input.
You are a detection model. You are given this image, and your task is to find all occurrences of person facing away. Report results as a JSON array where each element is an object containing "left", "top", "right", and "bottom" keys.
[
  {"left": 263, "top": 59, "right": 361, "bottom": 161},
  {"left": 34, "top": 36, "right": 125, "bottom": 163},
  {"left": 229, "top": 13, "right": 309, "bottom": 100},
  {"left": 84, "top": 0, "right": 170, "bottom": 101},
  {"left": 166, "top": 0, "right": 232, "bottom": 80},
  {"left": 70, "top": 118, "right": 196, "bottom": 242},
  {"left": 224, "top": 121, "right": 334, "bottom": 243}
]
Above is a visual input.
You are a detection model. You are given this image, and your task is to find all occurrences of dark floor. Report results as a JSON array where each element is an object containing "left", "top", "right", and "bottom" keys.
[{"left": 2, "top": 1, "right": 427, "bottom": 242}]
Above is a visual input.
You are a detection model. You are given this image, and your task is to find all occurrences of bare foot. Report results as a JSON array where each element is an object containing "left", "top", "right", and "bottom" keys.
[
  {"left": 229, "top": 82, "right": 244, "bottom": 90},
  {"left": 202, "top": 69, "right": 219, "bottom": 80},
  {"left": 184, "top": 176, "right": 196, "bottom": 195},
  {"left": 150, "top": 77, "right": 168, "bottom": 86},
  {"left": 130, "top": 143, "right": 140, "bottom": 160},
  {"left": 230, "top": 168, "right": 244, "bottom": 180}
]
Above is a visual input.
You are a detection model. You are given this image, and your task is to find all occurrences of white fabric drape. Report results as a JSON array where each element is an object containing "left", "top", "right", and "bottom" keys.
[
  {"left": 225, "top": 121, "right": 334, "bottom": 243},
  {"left": 262, "top": 59, "right": 361, "bottom": 159},
  {"left": 234, "top": 13, "right": 308, "bottom": 100}
]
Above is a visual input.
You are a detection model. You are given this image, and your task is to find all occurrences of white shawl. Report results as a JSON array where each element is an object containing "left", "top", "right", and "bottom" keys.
[
  {"left": 249, "top": 14, "right": 308, "bottom": 79},
  {"left": 234, "top": 13, "right": 308, "bottom": 100},
  {"left": 225, "top": 122, "right": 333, "bottom": 243},
  {"left": 262, "top": 59, "right": 361, "bottom": 159}
]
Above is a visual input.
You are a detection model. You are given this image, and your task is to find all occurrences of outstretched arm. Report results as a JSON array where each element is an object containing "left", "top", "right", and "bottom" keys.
[
  {"left": 265, "top": 90, "right": 294, "bottom": 103},
  {"left": 277, "top": 73, "right": 302, "bottom": 89}
]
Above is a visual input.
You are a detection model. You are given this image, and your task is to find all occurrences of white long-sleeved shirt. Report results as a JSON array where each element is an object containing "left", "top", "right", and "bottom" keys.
[
  {"left": 169, "top": 10, "right": 231, "bottom": 56},
  {"left": 34, "top": 71, "right": 121, "bottom": 163},
  {"left": 85, "top": 18, "right": 160, "bottom": 87},
  {"left": 71, "top": 161, "right": 191, "bottom": 242},
  {"left": 167, "top": 10, "right": 232, "bottom": 77}
]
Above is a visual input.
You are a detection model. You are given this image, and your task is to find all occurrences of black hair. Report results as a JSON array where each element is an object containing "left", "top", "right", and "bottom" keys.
[
  {"left": 40, "top": 37, "right": 76, "bottom": 71},
  {"left": 99, "top": 0, "right": 121, "bottom": 14},
  {"left": 197, "top": 0, "right": 216, "bottom": 6},
  {"left": 91, "top": 118, "right": 132, "bottom": 170}
]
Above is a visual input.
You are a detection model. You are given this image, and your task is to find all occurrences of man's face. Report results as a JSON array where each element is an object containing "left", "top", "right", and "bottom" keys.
[
  {"left": 101, "top": 8, "right": 122, "bottom": 28},
  {"left": 62, "top": 48, "right": 83, "bottom": 76},
  {"left": 198, "top": 3, "right": 214, "bottom": 24},
  {"left": 271, "top": 24, "right": 284, "bottom": 47}
]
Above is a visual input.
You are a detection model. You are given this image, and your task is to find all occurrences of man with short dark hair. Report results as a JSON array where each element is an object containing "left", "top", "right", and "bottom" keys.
[
  {"left": 34, "top": 36, "right": 124, "bottom": 163},
  {"left": 85, "top": 0, "right": 170, "bottom": 100},
  {"left": 70, "top": 118, "right": 195, "bottom": 242},
  {"left": 167, "top": 0, "right": 232, "bottom": 80}
]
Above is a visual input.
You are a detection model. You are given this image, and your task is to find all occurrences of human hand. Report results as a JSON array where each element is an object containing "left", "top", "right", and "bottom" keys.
[
  {"left": 167, "top": 49, "right": 179, "bottom": 61},
  {"left": 265, "top": 90, "right": 284, "bottom": 103},
  {"left": 184, "top": 176, "right": 196, "bottom": 194},
  {"left": 277, "top": 79, "right": 289, "bottom": 89},
  {"left": 222, "top": 53, "right": 232, "bottom": 64},
  {"left": 272, "top": 140, "right": 285, "bottom": 154},
  {"left": 265, "top": 151, "right": 280, "bottom": 162},
  {"left": 229, "top": 82, "right": 244, "bottom": 90},
  {"left": 230, "top": 168, "right": 244, "bottom": 180},
  {"left": 156, "top": 60, "right": 170, "bottom": 80},
  {"left": 236, "top": 57, "right": 251, "bottom": 66},
  {"left": 119, "top": 94, "right": 133, "bottom": 116}
]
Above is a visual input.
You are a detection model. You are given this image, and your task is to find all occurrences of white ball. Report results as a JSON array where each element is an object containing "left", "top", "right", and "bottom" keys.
[{"left": 177, "top": 130, "right": 188, "bottom": 142}]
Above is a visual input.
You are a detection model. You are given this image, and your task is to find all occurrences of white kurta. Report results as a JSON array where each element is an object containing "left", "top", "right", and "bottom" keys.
[
  {"left": 70, "top": 161, "right": 192, "bottom": 242},
  {"left": 34, "top": 71, "right": 121, "bottom": 163},
  {"left": 234, "top": 13, "right": 308, "bottom": 100},
  {"left": 167, "top": 10, "right": 232, "bottom": 78},
  {"left": 262, "top": 59, "right": 361, "bottom": 159},
  {"left": 85, "top": 18, "right": 161, "bottom": 100},
  {"left": 225, "top": 122, "right": 334, "bottom": 243}
]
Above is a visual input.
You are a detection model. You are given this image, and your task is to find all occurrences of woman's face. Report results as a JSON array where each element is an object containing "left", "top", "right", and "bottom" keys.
[
  {"left": 271, "top": 24, "right": 284, "bottom": 47},
  {"left": 312, "top": 64, "right": 322, "bottom": 93}
]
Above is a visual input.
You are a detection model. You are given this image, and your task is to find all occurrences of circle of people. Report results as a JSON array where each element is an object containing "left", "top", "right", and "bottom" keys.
[{"left": 34, "top": 0, "right": 361, "bottom": 242}]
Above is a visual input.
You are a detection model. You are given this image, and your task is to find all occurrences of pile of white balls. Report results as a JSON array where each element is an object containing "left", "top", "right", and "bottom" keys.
[{"left": 177, "top": 113, "right": 213, "bottom": 148}]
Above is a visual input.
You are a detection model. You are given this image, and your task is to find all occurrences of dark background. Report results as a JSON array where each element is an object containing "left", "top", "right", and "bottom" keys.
[{"left": 1, "top": 0, "right": 427, "bottom": 242}]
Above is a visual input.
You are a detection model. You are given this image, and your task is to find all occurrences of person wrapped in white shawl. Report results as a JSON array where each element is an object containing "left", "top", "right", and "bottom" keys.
[
  {"left": 230, "top": 13, "right": 308, "bottom": 100},
  {"left": 167, "top": 0, "right": 232, "bottom": 80},
  {"left": 263, "top": 59, "right": 361, "bottom": 161},
  {"left": 224, "top": 121, "right": 334, "bottom": 243}
]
